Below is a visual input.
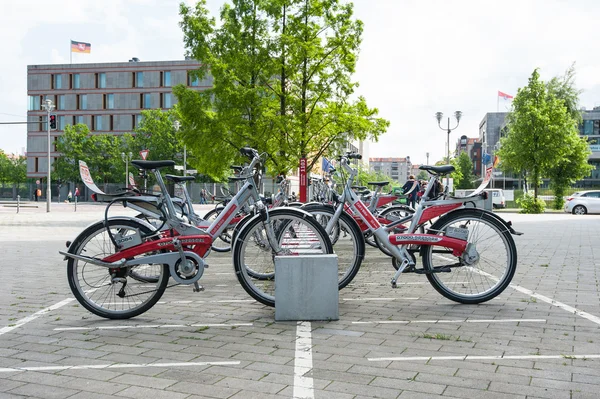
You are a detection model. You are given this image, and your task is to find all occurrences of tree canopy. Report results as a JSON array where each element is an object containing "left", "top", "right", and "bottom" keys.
[
  {"left": 454, "top": 152, "right": 475, "bottom": 189},
  {"left": 497, "top": 68, "right": 592, "bottom": 200},
  {"left": 175, "top": 0, "right": 389, "bottom": 179}
]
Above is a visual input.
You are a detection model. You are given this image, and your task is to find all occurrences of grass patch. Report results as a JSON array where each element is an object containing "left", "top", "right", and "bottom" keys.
[{"left": 194, "top": 326, "right": 210, "bottom": 333}]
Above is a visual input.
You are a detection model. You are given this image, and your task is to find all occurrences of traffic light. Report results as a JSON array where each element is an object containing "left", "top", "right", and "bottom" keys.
[{"left": 49, "top": 114, "right": 57, "bottom": 130}]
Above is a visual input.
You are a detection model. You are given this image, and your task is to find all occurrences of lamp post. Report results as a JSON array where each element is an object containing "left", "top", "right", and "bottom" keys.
[
  {"left": 426, "top": 152, "right": 430, "bottom": 165},
  {"left": 173, "top": 120, "right": 186, "bottom": 176},
  {"left": 121, "top": 152, "right": 133, "bottom": 189},
  {"left": 435, "top": 111, "right": 462, "bottom": 188},
  {"left": 42, "top": 98, "right": 54, "bottom": 212}
]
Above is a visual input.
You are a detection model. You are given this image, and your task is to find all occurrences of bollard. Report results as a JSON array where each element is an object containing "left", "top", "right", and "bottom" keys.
[
  {"left": 16, "top": 195, "right": 20, "bottom": 213},
  {"left": 74, "top": 195, "right": 77, "bottom": 212}
]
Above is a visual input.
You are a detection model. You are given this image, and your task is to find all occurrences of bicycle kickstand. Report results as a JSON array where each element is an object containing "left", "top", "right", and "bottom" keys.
[{"left": 391, "top": 258, "right": 410, "bottom": 288}]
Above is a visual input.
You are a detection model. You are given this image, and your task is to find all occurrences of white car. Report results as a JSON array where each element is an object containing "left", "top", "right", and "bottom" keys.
[{"left": 564, "top": 190, "right": 600, "bottom": 215}]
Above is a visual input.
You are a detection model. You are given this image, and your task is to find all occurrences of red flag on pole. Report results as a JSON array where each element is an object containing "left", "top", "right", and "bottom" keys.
[{"left": 498, "top": 90, "right": 513, "bottom": 100}]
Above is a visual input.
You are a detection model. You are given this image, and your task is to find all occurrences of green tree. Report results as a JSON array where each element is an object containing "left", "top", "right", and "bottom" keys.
[
  {"left": 454, "top": 152, "right": 475, "bottom": 189},
  {"left": 416, "top": 170, "right": 429, "bottom": 182},
  {"left": 176, "top": 0, "right": 389, "bottom": 179},
  {"left": 55, "top": 124, "right": 130, "bottom": 189},
  {"left": 545, "top": 64, "right": 593, "bottom": 209},
  {"left": 130, "top": 109, "right": 186, "bottom": 176},
  {"left": 497, "top": 69, "right": 589, "bottom": 202}
]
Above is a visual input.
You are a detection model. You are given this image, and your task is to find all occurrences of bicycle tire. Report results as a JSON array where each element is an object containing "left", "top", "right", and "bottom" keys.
[
  {"left": 66, "top": 218, "right": 170, "bottom": 319},
  {"left": 421, "top": 209, "right": 517, "bottom": 304},
  {"left": 301, "top": 203, "right": 364, "bottom": 289},
  {"left": 232, "top": 208, "right": 333, "bottom": 307}
]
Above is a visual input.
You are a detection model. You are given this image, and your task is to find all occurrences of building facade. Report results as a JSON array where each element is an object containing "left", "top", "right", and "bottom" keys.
[
  {"left": 369, "top": 157, "right": 411, "bottom": 184},
  {"left": 26, "top": 59, "right": 209, "bottom": 178},
  {"left": 464, "top": 110, "right": 600, "bottom": 188}
]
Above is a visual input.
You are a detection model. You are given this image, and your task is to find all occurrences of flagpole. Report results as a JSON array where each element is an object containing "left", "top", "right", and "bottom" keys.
[{"left": 70, "top": 39, "right": 72, "bottom": 64}]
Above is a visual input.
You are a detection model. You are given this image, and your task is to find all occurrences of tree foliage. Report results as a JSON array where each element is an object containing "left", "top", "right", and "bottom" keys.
[
  {"left": 130, "top": 109, "right": 186, "bottom": 176},
  {"left": 454, "top": 152, "right": 475, "bottom": 189},
  {"left": 175, "top": 0, "right": 389, "bottom": 179},
  {"left": 545, "top": 64, "right": 593, "bottom": 209},
  {"left": 54, "top": 124, "right": 131, "bottom": 189},
  {"left": 497, "top": 68, "right": 592, "bottom": 202}
]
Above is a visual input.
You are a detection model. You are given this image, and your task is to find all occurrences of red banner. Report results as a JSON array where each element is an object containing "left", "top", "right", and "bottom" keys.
[{"left": 299, "top": 158, "right": 307, "bottom": 203}]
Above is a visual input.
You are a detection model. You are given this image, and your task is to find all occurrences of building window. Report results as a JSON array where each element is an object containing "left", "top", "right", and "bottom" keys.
[
  {"left": 141, "top": 93, "right": 151, "bottom": 109},
  {"left": 73, "top": 74, "right": 80, "bottom": 89},
  {"left": 97, "top": 72, "right": 106, "bottom": 88},
  {"left": 52, "top": 74, "right": 62, "bottom": 89},
  {"left": 58, "top": 115, "right": 65, "bottom": 130},
  {"left": 35, "top": 157, "right": 39, "bottom": 172},
  {"left": 133, "top": 114, "right": 144, "bottom": 129},
  {"left": 163, "top": 71, "right": 171, "bottom": 87},
  {"left": 95, "top": 115, "right": 103, "bottom": 131},
  {"left": 58, "top": 95, "right": 65, "bottom": 110},
  {"left": 28, "top": 96, "right": 41, "bottom": 111},
  {"left": 134, "top": 72, "right": 144, "bottom": 88},
  {"left": 79, "top": 94, "right": 87, "bottom": 110},
  {"left": 38, "top": 116, "right": 43, "bottom": 131},
  {"left": 103, "top": 93, "right": 115, "bottom": 109},
  {"left": 109, "top": 115, "right": 114, "bottom": 131},
  {"left": 188, "top": 72, "right": 200, "bottom": 86},
  {"left": 75, "top": 115, "right": 84, "bottom": 125},
  {"left": 164, "top": 93, "right": 172, "bottom": 108}
]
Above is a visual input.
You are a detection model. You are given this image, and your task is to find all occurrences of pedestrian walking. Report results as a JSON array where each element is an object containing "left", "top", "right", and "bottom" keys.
[{"left": 402, "top": 175, "right": 420, "bottom": 209}]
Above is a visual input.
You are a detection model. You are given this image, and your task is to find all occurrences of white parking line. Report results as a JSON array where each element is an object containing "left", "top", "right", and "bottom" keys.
[
  {"left": 54, "top": 322, "right": 253, "bottom": 331},
  {"left": 0, "top": 360, "right": 240, "bottom": 373},
  {"left": 293, "top": 321, "right": 314, "bottom": 399},
  {"left": 0, "top": 298, "right": 74, "bottom": 336},
  {"left": 368, "top": 354, "right": 600, "bottom": 362},
  {"left": 353, "top": 318, "right": 546, "bottom": 325},
  {"left": 472, "top": 268, "right": 600, "bottom": 326},
  {"left": 342, "top": 297, "right": 418, "bottom": 301}
]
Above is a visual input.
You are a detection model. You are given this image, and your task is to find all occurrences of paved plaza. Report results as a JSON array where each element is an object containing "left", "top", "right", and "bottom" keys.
[{"left": 1, "top": 202, "right": 600, "bottom": 399}]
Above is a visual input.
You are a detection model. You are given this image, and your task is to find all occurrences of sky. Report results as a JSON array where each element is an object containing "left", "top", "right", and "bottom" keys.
[{"left": 2, "top": 0, "right": 600, "bottom": 165}]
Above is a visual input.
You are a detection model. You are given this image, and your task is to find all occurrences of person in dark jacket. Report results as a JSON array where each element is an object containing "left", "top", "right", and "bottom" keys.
[{"left": 402, "top": 175, "right": 420, "bottom": 208}]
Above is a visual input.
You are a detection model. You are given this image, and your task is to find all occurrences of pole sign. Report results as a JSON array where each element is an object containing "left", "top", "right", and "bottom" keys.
[
  {"left": 140, "top": 149, "right": 149, "bottom": 160},
  {"left": 299, "top": 157, "right": 307, "bottom": 203},
  {"left": 129, "top": 172, "right": 136, "bottom": 188}
]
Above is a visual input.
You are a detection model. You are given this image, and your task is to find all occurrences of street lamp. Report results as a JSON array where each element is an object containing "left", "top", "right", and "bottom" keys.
[
  {"left": 436, "top": 111, "right": 462, "bottom": 188},
  {"left": 121, "top": 152, "right": 133, "bottom": 189},
  {"left": 426, "top": 152, "right": 430, "bottom": 165},
  {"left": 173, "top": 120, "right": 186, "bottom": 176},
  {"left": 42, "top": 98, "right": 54, "bottom": 212}
]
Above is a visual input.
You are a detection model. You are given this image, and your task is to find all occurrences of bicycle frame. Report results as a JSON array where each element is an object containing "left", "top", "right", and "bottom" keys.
[{"left": 330, "top": 155, "right": 485, "bottom": 283}]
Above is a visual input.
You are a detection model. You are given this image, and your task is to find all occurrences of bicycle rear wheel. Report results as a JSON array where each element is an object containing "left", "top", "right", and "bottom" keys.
[
  {"left": 67, "top": 219, "right": 169, "bottom": 319},
  {"left": 203, "top": 207, "right": 235, "bottom": 252},
  {"left": 233, "top": 208, "right": 333, "bottom": 307},
  {"left": 421, "top": 209, "right": 517, "bottom": 304}
]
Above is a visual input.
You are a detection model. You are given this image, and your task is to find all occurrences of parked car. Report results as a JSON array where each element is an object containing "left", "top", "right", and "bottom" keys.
[
  {"left": 564, "top": 190, "right": 600, "bottom": 215},
  {"left": 484, "top": 189, "right": 506, "bottom": 209}
]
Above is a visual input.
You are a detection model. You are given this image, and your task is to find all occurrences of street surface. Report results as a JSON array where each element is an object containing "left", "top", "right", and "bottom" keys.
[{"left": 0, "top": 202, "right": 599, "bottom": 399}]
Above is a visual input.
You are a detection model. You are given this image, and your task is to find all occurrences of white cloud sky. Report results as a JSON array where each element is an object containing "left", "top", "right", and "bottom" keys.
[{"left": 1, "top": 0, "right": 599, "bottom": 165}]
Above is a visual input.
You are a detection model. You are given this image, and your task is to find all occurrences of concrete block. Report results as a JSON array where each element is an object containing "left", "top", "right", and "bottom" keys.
[{"left": 274, "top": 254, "right": 339, "bottom": 321}]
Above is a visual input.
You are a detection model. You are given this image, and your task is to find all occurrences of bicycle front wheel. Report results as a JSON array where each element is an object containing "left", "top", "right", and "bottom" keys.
[
  {"left": 301, "top": 204, "right": 364, "bottom": 289},
  {"left": 421, "top": 209, "right": 517, "bottom": 304},
  {"left": 233, "top": 208, "right": 333, "bottom": 307},
  {"left": 67, "top": 218, "right": 170, "bottom": 319}
]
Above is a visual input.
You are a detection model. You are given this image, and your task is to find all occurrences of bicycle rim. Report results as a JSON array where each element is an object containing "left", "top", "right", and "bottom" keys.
[
  {"left": 423, "top": 212, "right": 517, "bottom": 304},
  {"left": 67, "top": 220, "right": 169, "bottom": 319},
  {"left": 234, "top": 211, "right": 332, "bottom": 307}
]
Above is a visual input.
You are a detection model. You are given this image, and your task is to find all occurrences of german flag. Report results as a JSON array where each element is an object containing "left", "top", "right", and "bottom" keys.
[{"left": 71, "top": 40, "right": 91, "bottom": 54}]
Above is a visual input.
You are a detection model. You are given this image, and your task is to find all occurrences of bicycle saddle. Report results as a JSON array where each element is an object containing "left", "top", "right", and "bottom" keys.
[
  {"left": 131, "top": 160, "right": 176, "bottom": 170},
  {"left": 368, "top": 181, "right": 389, "bottom": 187},
  {"left": 419, "top": 165, "right": 455, "bottom": 175}
]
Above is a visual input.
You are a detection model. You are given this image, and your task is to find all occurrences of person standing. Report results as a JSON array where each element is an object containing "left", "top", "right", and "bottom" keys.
[
  {"left": 402, "top": 175, "right": 420, "bottom": 209},
  {"left": 200, "top": 188, "right": 207, "bottom": 204},
  {"left": 34, "top": 188, "right": 39, "bottom": 202},
  {"left": 75, "top": 187, "right": 80, "bottom": 199}
]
